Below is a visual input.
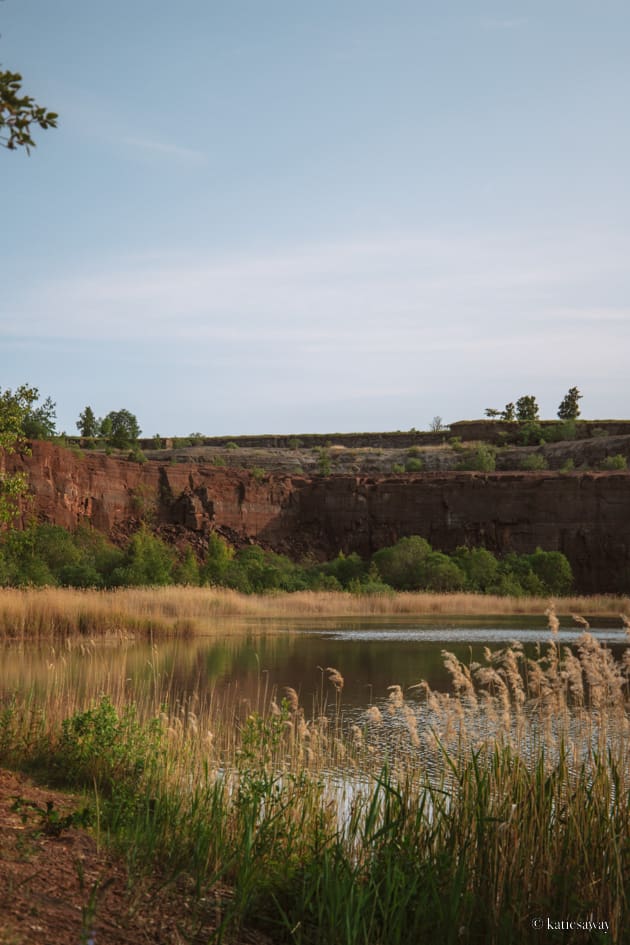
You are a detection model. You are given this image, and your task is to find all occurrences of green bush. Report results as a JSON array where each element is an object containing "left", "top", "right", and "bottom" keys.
[
  {"left": 457, "top": 445, "right": 496, "bottom": 472},
  {"left": 372, "top": 536, "right": 432, "bottom": 590},
  {"left": 392, "top": 463, "right": 405, "bottom": 474},
  {"left": 405, "top": 457, "right": 423, "bottom": 472},
  {"left": 421, "top": 552, "right": 466, "bottom": 591},
  {"left": 600, "top": 454, "right": 627, "bottom": 470},
  {"left": 111, "top": 527, "right": 174, "bottom": 586},
  {"left": 527, "top": 548, "right": 573, "bottom": 594},
  {"left": 519, "top": 453, "right": 548, "bottom": 470},
  {"left": 453, "top": 546, "right": 499, "bottom": 592},
  {"left": 225, "top": 441, "right": 239, "bottom": 450}
]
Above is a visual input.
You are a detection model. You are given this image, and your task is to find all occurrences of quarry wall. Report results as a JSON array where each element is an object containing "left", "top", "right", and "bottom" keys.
[{"left": 3, "top": 442, "right": 629, "bottom": 593}]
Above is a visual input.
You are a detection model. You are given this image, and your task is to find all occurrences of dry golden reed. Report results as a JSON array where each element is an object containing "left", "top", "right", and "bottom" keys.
[{"left": 0, "top": 586, "right": 628, "bottom": 640}]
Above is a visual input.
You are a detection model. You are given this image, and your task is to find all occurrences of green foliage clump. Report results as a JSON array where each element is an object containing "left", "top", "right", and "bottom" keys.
[
  {"left": 317, "top": 448, "right": 331, "bottom": 476},
  {"left": 557, "top": 386, "right": 582, "bottom": 420},
  {"left": 0, "top": 69, "right": 58, "bottom": 152},
  {"left": 111, "top": 527, "right": 174, "bottom": 586},
  {"left": 372, "top": 536, "right": 432, "bottom": 590},
  {"left": 77, "top": 406, "right": 98, "bottom": 438},
  {"left": 405, "top": 457, "right": 423, "bottom": 472},
  {"left": 457, "top": 445, "right": 496, "bottom": 471},
  {"left": 520, "top": 453, "right": 548, "bottom": 470},
  {"left": 104, "top": 409, "right": 141, "bottom": 450},
  {"left": 599, "top": 454, "right": 627, "bottom": 470},
  {"left": 453, "top": 546, "right": 499, "bottom": 592}
]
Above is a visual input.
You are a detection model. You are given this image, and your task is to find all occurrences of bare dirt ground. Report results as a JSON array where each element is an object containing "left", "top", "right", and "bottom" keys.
[{"left": 0, "top": 770, "right": 270, "bottom": 945}]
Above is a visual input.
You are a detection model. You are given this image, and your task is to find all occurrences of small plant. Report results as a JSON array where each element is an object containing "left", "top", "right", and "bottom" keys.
[
  {"left": 561, "top": 458, "right": 575, "bottom": 472},
  {"left": 251, "top": 466, "right": 266, "bottom": 481},
  {"left": 457, "top": 445, "right": 496, "bottom": 472},
  {"left": 600, "top": 454, "right": 627, "bottom": 470},
  {"left": 405, "top": 457, "right": 423, "bottom": 472},
  {"left": 288, "top": 438, "right": 303, "bottom": 450},
  {"left": 213, "top": 455, "right": 227, "bottom": 467},
  {"left": 519, "top": 453, "right": 548, "bottom": 470},
  {"left": 317, "top": 448, "right": 331, "bottom": 476},
  {"left": 225, "top": 441, "right": 239, "bottom": 450},
  {"left": 392, "top": 463, "right": 405, "bottom": 474},
  {"left": 152, "top": 434, "right": 163, "bottom": 449},
  {"left": 448, "top": 436, "right": 464, "bottom": 452}
]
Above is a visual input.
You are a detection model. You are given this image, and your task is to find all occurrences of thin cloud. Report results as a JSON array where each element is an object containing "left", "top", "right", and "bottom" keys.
[
  {"left": 482, "top": 17, "right": 528, "bottom": 31},
  {"left": 122, "top": 135, "right": 207, "bottom": 164}
]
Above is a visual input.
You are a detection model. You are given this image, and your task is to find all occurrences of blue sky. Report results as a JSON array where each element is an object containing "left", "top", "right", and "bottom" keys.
[{"left": 2, "top": 1, "right": 629, "bottom": 436}]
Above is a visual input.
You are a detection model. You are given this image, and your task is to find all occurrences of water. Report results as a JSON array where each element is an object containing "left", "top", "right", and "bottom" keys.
[{"left": 1, "top": 615, "right": 626, "bottom": 715}]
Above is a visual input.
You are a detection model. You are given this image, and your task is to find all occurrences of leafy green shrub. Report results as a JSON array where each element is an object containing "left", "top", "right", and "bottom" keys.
[
  {"left": 251, "top": 466, "right": 266, "bottom": 481},
  {"left": 53, "top": 697, "right": 163, "bottom": 794},
  {"left": 561, "top": 458, "right": 575, "bottom": 472},
  {"left": 457, "top": 445, "right": 496, "bottom": 472},
  {"left": 200, "top": 533, "right": 234, "bottom": 586},
  {"left": 313, "top": 551, "right": 367, "bottom": 590},
  {"left": 422, "top": 552, "right": 466, "bottom": 591},
  {"left": 111, "top": 527, "right": 174, "bottom": 586},
  {"left": 152, "top": 434, "right": 163, "bottom": 449},
  {"left": 213, "top": 455, "right": 227, "bottom": 466},
  {"left": 448, "top": 436, "right": 464, "bottom": 452},
  {"left": 527, "top": 548, "right": 573, "bottom": 594},
  {"left": 453, "top": 546, "right": 499, "bottom": 592},
  {"left": 317, "top": 448, "right": 331, "bottom": 476},
  {"left": 518, "top": 421, "right": 545, "bottom": 446},
  {"left": 225, "top": 441, "right": 239, "bottom": 450},
  {"left": 392, "top": 463, "right": 405, "bottom": 474},
  {"left": 405, "top": 457, "right": 423, "bottom": 472},
  {"left": 600, "top": 454, "right": 627, "bottom": 470},
  {"left": 173, "top": 547, "right": 200, "bottom": 586},
  {"left": 372, "top": 536, "right": 432, "bottom": 590},
  {"left": 519, "top": 453, "right": 548, "bottom": 470},
  {"left": 288, "top": 438, "right": 303, "bottom": 450}
]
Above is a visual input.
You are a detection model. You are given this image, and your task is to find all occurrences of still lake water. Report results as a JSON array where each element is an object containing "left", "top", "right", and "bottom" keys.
[{"left": 2, "top": 615, "right": 627, "bottom": 720}]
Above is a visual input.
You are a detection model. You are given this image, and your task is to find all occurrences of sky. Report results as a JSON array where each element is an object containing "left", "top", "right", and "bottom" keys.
[{"left": 1, "top": 0, "right": 629, "bottom": 436}]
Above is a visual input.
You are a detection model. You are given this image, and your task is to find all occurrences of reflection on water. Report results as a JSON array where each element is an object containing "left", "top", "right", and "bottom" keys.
[{"left": 0, "top": 615, "right": 626, "bottom": 716}]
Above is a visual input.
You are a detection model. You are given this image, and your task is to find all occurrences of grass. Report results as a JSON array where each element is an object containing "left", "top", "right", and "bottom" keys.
[
  {"left": 0, "top": 616, "right": 628, "bottom": 943},
  {"left": 0, "top": 586, "right": 628, "bottom": 640}
]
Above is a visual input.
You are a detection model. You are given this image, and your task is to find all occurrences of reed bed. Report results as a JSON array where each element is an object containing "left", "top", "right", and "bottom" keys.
[
  {"left": 1, "top": 621, "right": 628, "bottom": 944},
  {"left": 0, "top": 585, "right": 628, "bottom": 640}
]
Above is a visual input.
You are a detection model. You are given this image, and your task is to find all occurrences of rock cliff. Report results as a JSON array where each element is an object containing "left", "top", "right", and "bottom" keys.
[{"left": 3, "top": 442, "right": 630, "bottom": 593}]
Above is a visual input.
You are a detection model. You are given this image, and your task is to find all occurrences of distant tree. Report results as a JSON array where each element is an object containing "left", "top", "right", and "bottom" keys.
[
  {"left": 0, "top": 69, "right": 57, "bottom": 153},
  {"left": 515, "top": 396, "right": 539, "bottom": 422},
  {"left": 501, "top": 402, "right": 516, "bottom": 422},
  {"left": 22, "top": 394, "right": 56, "bottom": 439},
  {"left": 77, "top": 406, "right": 98, "bottom": 438},
  {"left": 98, "top": 415, "right": 113, "bottom": 438},
  {"left": 104, "top": 410, "right": 141, "bottom": 449},
  {"left": 429, "top": 416, "right": 445, "bottom": 432},
  {"left": 484, "top": 408, "right": 501, "bottom": 419},
  {"left": 557, "top": 386, "right": 582, "bottom": 421}
]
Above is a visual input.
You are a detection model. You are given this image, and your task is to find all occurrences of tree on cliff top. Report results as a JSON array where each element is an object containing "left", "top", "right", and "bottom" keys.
[
  {"left": 557, "top": 386, "right": 582, "bottom": 421},
  {"left": 77, "top": 406, "right": 98, "bottom": 438},
  {"left": 104, "top": 409, "right": 141, "bottom": 450}
]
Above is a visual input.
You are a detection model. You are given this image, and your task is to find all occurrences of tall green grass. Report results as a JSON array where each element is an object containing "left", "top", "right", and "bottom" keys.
[{"left": 0, "top": 626, "right": 628, "bottom": 943}]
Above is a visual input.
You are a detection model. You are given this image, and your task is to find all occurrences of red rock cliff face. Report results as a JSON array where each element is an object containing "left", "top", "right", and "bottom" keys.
[{"left": 4, "top": 443, "right": 630, "bottom": 593}]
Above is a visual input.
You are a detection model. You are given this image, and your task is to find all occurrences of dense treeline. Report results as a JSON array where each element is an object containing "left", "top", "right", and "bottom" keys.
[{"left": 0, "top": 525, "right": 573, "bottom": 596}]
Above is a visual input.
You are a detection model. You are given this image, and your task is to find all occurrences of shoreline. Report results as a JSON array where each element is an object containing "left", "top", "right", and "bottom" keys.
[{"left": 0, "top": 585, "right": 628, "bottom": 639}]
